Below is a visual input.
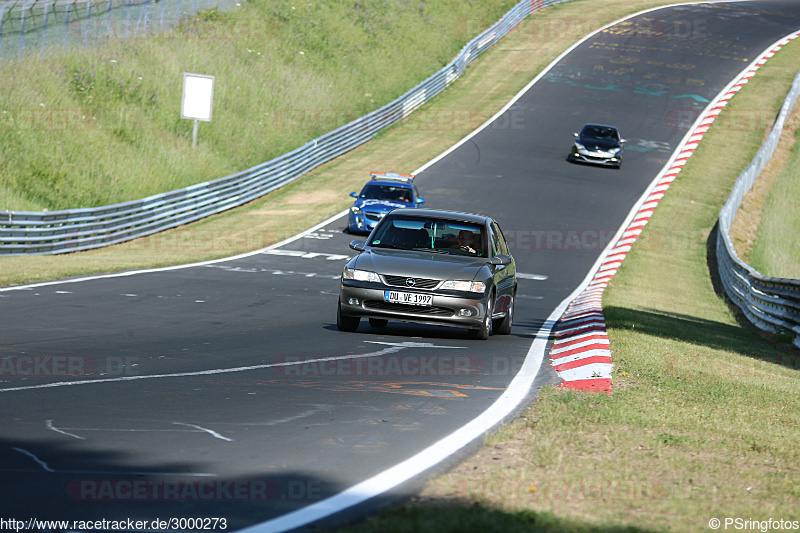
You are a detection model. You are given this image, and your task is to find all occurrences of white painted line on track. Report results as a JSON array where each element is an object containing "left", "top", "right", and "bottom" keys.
[
  {"left": 174, "top": 422, "right": 233, "bottom": 442},
  {"left": 516, "top": 272, "right": 548, "bottom": 281},
  {"left": 0, "top": 342, "right": 458, "bottom": 393},
  {"left": 46, "top": 419, "right": 84, "bottom": 440},
  {"left": 263, "top": 249, "right": 350, "bottom": 261},
  {"left": 0, "top": 209, "right": 350, "bottom": 292}
]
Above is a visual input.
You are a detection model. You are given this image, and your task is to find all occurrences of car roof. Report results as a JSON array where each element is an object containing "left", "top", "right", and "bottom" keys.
[
  {"left": 581, "top": 123, "right": 618, "bottom": 131},
  {"left": 385, "top": 208, "right": 492, "bottom": 225},
  {"left": 363, "top": 179, "right": 414, "bottom": 188}
]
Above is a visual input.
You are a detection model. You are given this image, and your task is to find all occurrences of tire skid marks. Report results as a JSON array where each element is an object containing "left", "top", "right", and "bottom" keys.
[{"left": 548, "top": 30, "right": 800, "bottom": 394}]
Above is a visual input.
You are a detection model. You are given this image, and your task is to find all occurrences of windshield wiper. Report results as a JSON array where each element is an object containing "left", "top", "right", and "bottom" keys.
[{"left": 410, "top": 247, "right": 449, "bottom": 254}]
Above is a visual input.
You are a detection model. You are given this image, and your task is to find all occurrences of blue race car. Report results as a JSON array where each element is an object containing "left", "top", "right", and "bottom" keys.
[{"left": 347, "top": 172, "right": 425, "bottom": 233}]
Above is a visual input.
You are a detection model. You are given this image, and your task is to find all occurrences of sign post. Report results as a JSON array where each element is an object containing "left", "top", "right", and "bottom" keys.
[{"left": 180, "top": 73, "right": 215, "bottom": 148}]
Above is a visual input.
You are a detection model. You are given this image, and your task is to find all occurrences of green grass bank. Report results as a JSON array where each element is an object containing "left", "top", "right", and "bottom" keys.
[
  {"left": 746, "top": 114, "right": 800, "bottom": 279},
  {"left": 0, "top": 0, "right": 514, "bottom": 212}
]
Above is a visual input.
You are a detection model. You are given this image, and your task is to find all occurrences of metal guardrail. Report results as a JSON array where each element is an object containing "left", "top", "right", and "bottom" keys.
[
  {"left": 717, "top": 68, "right": 800, "bottom": 350},
  {"left": 0, "top": 0, "right": 565, "bottom": 256}
]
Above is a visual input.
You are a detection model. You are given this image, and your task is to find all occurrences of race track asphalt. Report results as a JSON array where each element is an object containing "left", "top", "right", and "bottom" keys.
[{"left": 1, "top": 2, "right": 799, "bottom": 530}]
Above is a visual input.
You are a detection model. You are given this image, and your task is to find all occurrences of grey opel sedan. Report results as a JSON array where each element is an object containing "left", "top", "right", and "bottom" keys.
[{"left": 337, "top": 209, "right": 517, "bottom": 339}]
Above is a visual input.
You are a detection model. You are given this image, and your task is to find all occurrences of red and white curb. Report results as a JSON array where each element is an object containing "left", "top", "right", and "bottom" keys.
[{"left": 548, "top": 30, "right": 800, "bottom": 394}]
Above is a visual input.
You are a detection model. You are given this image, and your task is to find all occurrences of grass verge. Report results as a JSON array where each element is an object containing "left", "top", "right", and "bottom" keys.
[
  {"left": 0, "top": 0, "right": 514, "bottom": 211},
  {"left": 740, "top": 105, "right": 800, "bottom": 279}
]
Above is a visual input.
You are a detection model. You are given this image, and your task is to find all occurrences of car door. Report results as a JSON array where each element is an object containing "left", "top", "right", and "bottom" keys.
[{"left": 489, "top": 221, "right": 515, "bottom": 314}]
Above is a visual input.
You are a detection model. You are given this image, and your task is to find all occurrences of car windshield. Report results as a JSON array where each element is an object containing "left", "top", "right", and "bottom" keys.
[
  {"left": 359, "top": 184, "right": 412, "bottom": 203},
  {"left": 581, "top": 125, "right": 618, "bottom": 142},
  {"left": 368, "top": 216, "right": 487, "bottom": 257}
]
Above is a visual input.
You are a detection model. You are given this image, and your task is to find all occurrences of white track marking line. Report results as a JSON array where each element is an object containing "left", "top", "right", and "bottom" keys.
[
  {"left": 516, "top": 272, "right": 548, "bottom": 280},
  {"left": 174, "top": 422, "right": 233, "bottom": 442},
  {"left": 0, "top": 209, "right": 350, "bottom": 292},
  {"left": 45, "top": 419, "right": 84, "bottom": 440},
  {"left": 0, "top": 342, "right": 457, "bottom": 393}
]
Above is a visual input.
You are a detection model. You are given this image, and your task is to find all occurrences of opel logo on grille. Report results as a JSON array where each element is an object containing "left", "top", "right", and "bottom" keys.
[{"left": 405, "top": 278, "right": 416, "bottom": 287}]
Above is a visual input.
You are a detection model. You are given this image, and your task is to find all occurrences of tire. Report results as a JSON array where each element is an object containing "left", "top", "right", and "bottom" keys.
[
  {"left": 369, "top": 318, "right": 388, "bottom": 328},
  {"left": 337, "top": 301, "right": 360, "bottom": 332},
  {"left": 495, "top": 291, "right": 514, "bottom": 335},
  {"left": 468, "top": 294, "right": 493, "bottom": 340}
]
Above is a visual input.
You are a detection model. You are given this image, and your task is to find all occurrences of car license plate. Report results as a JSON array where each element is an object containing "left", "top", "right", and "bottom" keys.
[{"left": 384, "top": 290, "right": 432, "bottom": 306}]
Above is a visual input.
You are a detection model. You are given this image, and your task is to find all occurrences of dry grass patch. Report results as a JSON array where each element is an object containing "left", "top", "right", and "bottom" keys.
[{"left": 729, "top": 101, "right": 800, "bottom": 261}]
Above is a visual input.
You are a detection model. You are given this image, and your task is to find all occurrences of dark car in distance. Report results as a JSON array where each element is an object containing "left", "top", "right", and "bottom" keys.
[
  {"left": 568, "top": 123, "right": 625, "bottom": 168},
  {"left": 337, "top": 209, "right": 517, "bottom": 340}
]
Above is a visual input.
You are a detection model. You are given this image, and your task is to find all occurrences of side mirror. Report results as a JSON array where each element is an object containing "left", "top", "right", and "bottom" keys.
[
  {"left": 416, "top": 198, "right": 425, "bottom": 204},
  {"left": 349, "top": 192, "right": 358, "bottom": 198},
  {"left": 489, "top": 254, "right": 512, "bottom": 266},
  {"left": 349, "top": 240, "right": 366, "bottom": 252},
  {"left": 620, "top": 138, "right": 627, "bottom": 144},
  {"left": 573, "top": 132, "right": 579, "bottom": 138}
]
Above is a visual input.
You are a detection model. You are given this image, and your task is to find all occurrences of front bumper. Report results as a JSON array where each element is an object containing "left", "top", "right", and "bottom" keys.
[
  {"left": 339, "top": 281, "right": 489, "bottom": 329},
  {"left": 348, "top": 212, "right": 382, "bottom": 233},
  {"left": 570, "top": 148, "right": 621, "bottom": 166}
]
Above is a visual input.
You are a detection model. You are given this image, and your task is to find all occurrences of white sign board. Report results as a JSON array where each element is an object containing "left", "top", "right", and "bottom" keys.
[{"left": 181, "top": 73, "right": 215, "bottom": 122}]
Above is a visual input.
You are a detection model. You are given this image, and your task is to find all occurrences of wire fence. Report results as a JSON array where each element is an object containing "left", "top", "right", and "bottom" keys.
[{"left": 0, "top": 0, "right": 238, "bottom": 60}]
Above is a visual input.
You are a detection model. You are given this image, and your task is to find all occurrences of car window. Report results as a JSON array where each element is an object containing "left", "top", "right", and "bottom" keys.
[
  {"left": 491, "top": 222, "right": 509, "bottom": 255},
  {"left": 359, "top": 184, "right": 413, "bottom": 203},
  {"left": 369, "top": 216, "right": 487, "bottom": 256},
  {"left": 582, "top": 125, "right": 618, "bottom": 141},
  {"left": 489, "top": 226, "right": 502, "bottom": 257}
]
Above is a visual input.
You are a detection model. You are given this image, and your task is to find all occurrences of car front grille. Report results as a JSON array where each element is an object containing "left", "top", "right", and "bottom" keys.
[
  {"left": 364, "top": 300, "right": 454, "bottom": 317},
  {"left": 364, "top": 212, "right": 384, "bottom": 221},
  {"left": 382, "top": 275, "right": 440, "bottom": 289}
]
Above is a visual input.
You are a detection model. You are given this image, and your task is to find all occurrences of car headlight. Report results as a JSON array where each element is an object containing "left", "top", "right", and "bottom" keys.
[
  {"left": 574, "top": 142, "right": 585, "bottom": 151},
  {"left": 440, "top": 280, "right": 486, "bottom": 293},
  {"left": 343, "top": 268, "right": 380, "bottom": 283},
  {"left": 350, "top": 206, "right": 362, "bottom": 215},
  {"left": 609, "top": 147, "right": 621, "bottom": 155}
]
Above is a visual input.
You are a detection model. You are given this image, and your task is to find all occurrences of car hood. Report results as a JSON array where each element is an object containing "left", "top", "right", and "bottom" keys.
[
  {"left": 577, "top": 137, "right": 620, "bottom": 151},
  {"left": 355, "top": 199, "right": 408, "bottom": 212},
  {"left": 354, "top": 249, "right": 489, "bottom": 281}
]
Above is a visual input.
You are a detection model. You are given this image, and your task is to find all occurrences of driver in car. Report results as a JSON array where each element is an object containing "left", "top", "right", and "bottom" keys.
[{"left": 456, "top": 230, "right": 477, "bottom": 254}]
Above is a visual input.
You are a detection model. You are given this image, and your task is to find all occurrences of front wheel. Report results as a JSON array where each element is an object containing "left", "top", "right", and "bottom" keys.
[
  {"left": 468, "top": 295, "right": 493, "bottom": 340},
  {"left": 495, "top": 292, "right": 514, "bottom": 335},
  {"left": 337, "top": 301, "right": 360, "bottom": 332}
]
